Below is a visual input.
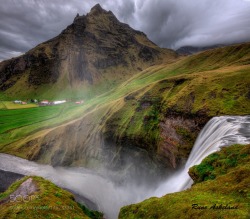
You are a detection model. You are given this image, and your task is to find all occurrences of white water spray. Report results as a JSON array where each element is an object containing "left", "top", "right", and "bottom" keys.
[
  {"left": 0, "top": 155, "right": 155, "bottom": 219},
  {"left": 0, "top": 116, "right": 249, "bottom": 218}
]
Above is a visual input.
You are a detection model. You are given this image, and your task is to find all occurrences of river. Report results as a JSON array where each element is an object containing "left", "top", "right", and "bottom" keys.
[{"left": 0, "top": 116, "right": 249, "bottom": 219}]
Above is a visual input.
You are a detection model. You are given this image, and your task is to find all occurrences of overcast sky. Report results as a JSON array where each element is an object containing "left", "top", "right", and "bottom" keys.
[{"left": 1, "top": 0, "right": 250, "bottom": 61}]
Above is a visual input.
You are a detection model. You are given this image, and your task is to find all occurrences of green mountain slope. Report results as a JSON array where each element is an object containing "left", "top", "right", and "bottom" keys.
[{"left": 0, "top": 42, "right": 249, "bottom": 174}]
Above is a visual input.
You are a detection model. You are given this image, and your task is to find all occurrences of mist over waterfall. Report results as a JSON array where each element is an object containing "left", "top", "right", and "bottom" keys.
[
  {"left": 0, "top": 116, "right": 249, "bottom": 219},
  {"left": 154, "top": 116, "right": 250, "bottom": 197}
]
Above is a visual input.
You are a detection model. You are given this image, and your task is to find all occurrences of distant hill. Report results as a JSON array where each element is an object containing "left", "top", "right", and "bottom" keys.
[
  {"left": 176, "top": 44, "right": 225, "bottom": 55},
  {"left": 0, "top": 4, "right": 177, "bottom": 100}
]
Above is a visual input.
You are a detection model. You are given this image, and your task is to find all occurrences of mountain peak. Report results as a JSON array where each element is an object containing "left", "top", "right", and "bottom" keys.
[
  {"left": 90, "top": 4, "right": 106, "bottom": 14},
  {"left": 0, "top": 4, "right": 176, "bottom": 95}
]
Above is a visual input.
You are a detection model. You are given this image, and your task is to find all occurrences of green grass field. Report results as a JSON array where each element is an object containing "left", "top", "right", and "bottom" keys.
[
  {"left": 0, "top": 102, "right": 5, "bottom": 109},
  {"left": 0, "top": 105, "right": 65, "bottom": 133},
  {"left": 0, "top": 103, "right": 87, "bottom": 146},
  {"left": 0, "top": 101, "right": 38, "bottom": 109}
]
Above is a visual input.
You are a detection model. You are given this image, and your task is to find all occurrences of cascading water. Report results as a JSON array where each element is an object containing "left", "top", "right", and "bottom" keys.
[
  {"left": 154, "top": 116, "right": 250, "bottom": 197},
  {"left": 0, "top": 116, "right": 249, "bottom": 219}
]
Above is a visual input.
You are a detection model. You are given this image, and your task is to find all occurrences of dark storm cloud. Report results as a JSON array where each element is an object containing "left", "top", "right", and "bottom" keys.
[
  {"left": 130, "top": 0, "right": 250, "bottom": 49},
  {"left": 0, "top": 0, "right": 93, "bottom": 61},
  {"left": 1, "top": 0, "right": 250, "bottom": 61}
]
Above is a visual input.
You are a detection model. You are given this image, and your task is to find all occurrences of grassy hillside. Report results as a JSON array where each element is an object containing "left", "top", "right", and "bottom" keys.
[
  {"left": 102, "top": 42, "right": 250, "bottom": 167},
  {"left": 0, "top": 176, "right": 103, "bottom": 219},
  {"left": 0, "top": 42, "right": 249, "bottom": 168},
  {"left": 119, "top": 144, "right": 250, "bottom": 219}
]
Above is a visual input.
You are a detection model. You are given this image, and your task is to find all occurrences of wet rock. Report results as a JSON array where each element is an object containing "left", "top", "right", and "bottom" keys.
[{"left": 0, "top": 170, "right": 24, "bottom": 193}]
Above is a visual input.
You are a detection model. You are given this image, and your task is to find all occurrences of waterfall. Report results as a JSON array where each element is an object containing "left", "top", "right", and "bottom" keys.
[
  {"left": 154, "top": 116, "right": 250, "bottom": 197},
  {"left": 0, "top": 116, "right": 249, "bottom": 218}
]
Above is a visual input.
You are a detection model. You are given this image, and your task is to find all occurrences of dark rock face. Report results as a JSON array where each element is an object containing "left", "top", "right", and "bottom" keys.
[
  {"left": 0, "top": 4, "right": 172, "bottom": 93},
  {"left": 0, "top": 46, "right": 60, "bottom": 90},
  {"left": 158, "top": 111, "right": 210, "bottom": 168},
  {"left": 0, "top": 170, "right": 24, "bottom": 193},
  {"left": 139, "top": 47, "right": 157, "bottom": 61}
]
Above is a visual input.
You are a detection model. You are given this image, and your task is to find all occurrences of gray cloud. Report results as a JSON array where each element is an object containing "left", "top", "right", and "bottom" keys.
[{"left": 0, "top": 0, "right": 250, "bottom": 61}]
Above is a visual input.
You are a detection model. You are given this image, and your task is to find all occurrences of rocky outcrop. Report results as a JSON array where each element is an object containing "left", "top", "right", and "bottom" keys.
[
  {"left": 158, "top": 114, "right": 208, "bottom": 168},
  {"left": 0, "top": 178, "right": 37, "bottom": 205},
  {"left": 10, "top": 178, "right": 37, "bottom": 197}
]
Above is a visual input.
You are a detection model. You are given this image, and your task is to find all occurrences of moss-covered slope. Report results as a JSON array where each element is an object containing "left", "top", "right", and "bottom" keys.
[
  {"left": 0, "top": 176, "right": 103, "bottom": 219},
  {"left": 103, "top": 62, "right": 250, "bottom": 168},
  {"left": 119, "top": 144, "right": 250, "bottom": 219}
]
